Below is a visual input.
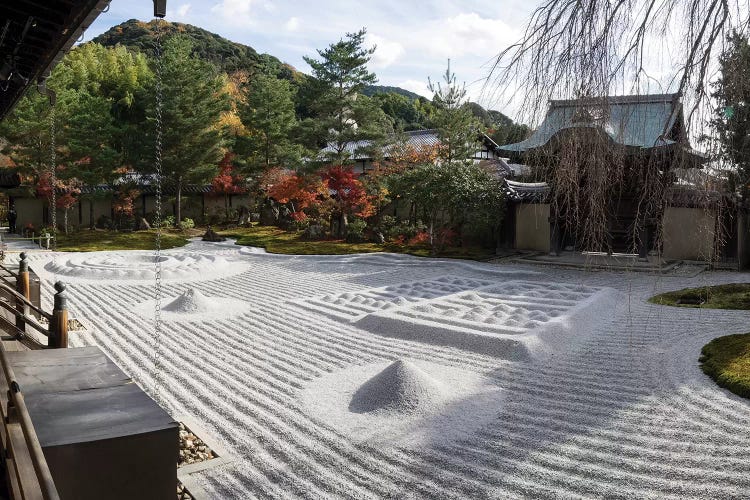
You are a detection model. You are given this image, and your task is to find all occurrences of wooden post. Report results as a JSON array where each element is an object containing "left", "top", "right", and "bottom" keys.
[
  {"left": 15, "top": 253, "right": 29, "bottom": 332},
  {"left": 49, "top": 282, "right": 68, "bottom": 349}
]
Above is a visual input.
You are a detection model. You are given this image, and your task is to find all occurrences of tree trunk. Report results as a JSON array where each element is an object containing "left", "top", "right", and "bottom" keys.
[
  {"left": 89, "top": 199, "right": 94, "bottom": 229},
  {"left": 64, "top": 209, "right": 69, "bottom": 235},
  {"left": 176, "top": 178, "right": 182, "bottom": 226},
  {"left": 429, "top": 219, "right": 436, "bottom": 256},
  {"left": 339, "top": 212, "right": 348, "bottom": 238}
]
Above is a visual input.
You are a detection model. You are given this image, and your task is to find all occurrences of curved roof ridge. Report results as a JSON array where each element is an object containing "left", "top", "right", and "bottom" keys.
[{"left": 549, "top": 93, "right": 679, "bottom": 107}]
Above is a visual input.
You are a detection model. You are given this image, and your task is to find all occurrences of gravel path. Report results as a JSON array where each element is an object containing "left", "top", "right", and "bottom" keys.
[{"left": 23, "top": 245, "right": 750, "bottom": 499}]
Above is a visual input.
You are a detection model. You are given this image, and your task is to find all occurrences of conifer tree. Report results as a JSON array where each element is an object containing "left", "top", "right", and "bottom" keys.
[
  {"left": 428, "top": 61, "right": 481, "bottom": 165},
  {"left": 302, "top": 29, "right": 392, "bottom": 166},
  {"left": 712, "top": 33, "right": 750, "bottom": 206},
  {"left": 144, "top": 35, "right": 230, "bottom": 224},
  {"left": 236, "top": 73, "right": 301, "bottom": 173}
]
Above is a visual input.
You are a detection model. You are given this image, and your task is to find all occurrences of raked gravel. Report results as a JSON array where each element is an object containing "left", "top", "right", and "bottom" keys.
[{"left": 18, "top": 243, "right": 750, "bottom": 499}]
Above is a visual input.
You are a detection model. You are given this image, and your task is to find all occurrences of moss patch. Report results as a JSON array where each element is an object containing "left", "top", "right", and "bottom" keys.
[
  {"left": 56, "top": 229, "right": 190, "bottom": 252},
  {"left": 649, "top": 283, "right": 750, "bottom": 310},
  {"left": 219, "top": 225, "right": 383, "bottom": 255},
  {"left": 219, "top": 225, "right": 496, "bottom": 260},
  {"left": 700, "top": 333, "right": 750, "bottom": 399}
]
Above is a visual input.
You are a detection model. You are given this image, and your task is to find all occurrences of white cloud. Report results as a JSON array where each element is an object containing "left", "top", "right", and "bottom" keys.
[
  {"left": 366, "top": 33, "right": 405, "bottom": 69},
  {"left": 408, "top": 12, "right": 519, "bottom": 59},
  {"left": 397, "top": 79, "right": 432, "bottom": 99},
  {"left": 211, "top": 0, "right": 254, "bottom": 25},
  {"left": 285, "top": 17, "right": 300, "bottom": 32},
  {"left": 166, "top": 3, "right": 191, "bottom": 20}
]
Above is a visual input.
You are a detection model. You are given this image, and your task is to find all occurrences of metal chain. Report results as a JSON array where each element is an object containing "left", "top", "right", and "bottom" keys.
[
  {"left": 153, "top": 17, "right": 164, "bottom": 395},
  {"left": 49, "top": 106, "right": 56, "bottom": 251}
]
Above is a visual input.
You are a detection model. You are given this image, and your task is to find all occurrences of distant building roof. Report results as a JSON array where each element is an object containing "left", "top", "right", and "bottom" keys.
[
  {"left": 667, "top": 186, "right": 729, "bottom": 208},
  {"left": 478, "top": 158, "right": 514, "bottom": 179},
  {"left": 77, "top": 184, "right": 215, "bottom": 196},
  {"left": 499, "top": 93, "right": 702, "bottom": 160},
  {"left": 321, "top": 129, "right": 501, "bottom": 162}
]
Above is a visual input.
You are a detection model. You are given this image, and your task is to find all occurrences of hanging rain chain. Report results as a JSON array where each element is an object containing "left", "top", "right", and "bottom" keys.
[
  {"left": 152, "top": 16, "right": 165, "bottom": 395},
  {"left": 49, "top": 106, "right": 57, "bottom": 252}
]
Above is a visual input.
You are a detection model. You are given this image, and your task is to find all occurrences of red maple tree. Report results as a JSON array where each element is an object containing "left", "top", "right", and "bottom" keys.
[
  {"left": 320, "top": 165, "right": 375, "bottom": 221},
  {"left": 267, "top": 170, "right": 327, "bottom": 214},
  {"left": 35, "top": 172, "right": 81, "bottom": 234},
  {"left": 211, "top": 153, "right": 247, "bottom": 219}
]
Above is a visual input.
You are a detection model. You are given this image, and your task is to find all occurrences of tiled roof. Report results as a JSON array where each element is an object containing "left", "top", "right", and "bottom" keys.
[
  {"left": 320, "top": 129, "right": 441, "bottom": 161},
  {"left": 478, "top": 159, "right": 514, "bottom": 179},
  {"left": 503, "top": 179, "right": 550, "bottom": 202},
  {"left": 321, "top": 129, "right": 499, "bottom": 161},
  {"left": 499, "top": 93, "right": 690, "bottom": 154},
  {"left": 666, "top": 186, "right": 728, "bottom": 208},
  {"left": 77, "top": 185, "right": 214, "bottom": 195}
]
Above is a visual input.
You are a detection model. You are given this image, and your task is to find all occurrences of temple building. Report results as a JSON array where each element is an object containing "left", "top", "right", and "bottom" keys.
[{"left": 498, "top": 93, "right": 730, "bottom": 262}]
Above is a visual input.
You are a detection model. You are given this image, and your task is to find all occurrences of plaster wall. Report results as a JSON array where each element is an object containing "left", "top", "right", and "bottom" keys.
[{"left": 515, "top": 203, "right": 550, "bottom": 253}]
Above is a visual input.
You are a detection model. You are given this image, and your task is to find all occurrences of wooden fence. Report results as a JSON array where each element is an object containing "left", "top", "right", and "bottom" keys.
[{"left": 0, "top": 253, "right": 68, "bottom": 499}]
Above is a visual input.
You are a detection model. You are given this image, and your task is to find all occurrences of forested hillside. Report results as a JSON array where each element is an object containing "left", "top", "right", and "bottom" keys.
[
  {"left": 0, "top": 20, "right": 526, "bottom": 245},
  {"left": 92, "top": 19, "right": 300, "bottom": 81},
  {"left": 92, "top": 20, "right": 527, "bottom": 140}
]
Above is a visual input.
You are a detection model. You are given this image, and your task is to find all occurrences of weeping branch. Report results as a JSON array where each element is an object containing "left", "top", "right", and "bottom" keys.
[
  {"left": 487, "top": 0, "right": 746, "bottom": 126},
  {"left": 485, "top": 0, "right": 747, "bottom": 261}
]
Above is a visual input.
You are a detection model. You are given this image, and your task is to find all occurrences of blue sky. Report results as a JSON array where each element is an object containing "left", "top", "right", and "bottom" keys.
[{"left": 86, "top": 0, "right": 537, "bottom": 116}]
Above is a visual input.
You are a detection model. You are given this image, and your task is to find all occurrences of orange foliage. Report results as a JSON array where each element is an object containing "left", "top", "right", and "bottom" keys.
[
  {"left": 320, "top": 165, "right": 375, "bottom": 218},
  {"left": 218, "top": 71, "right": 250, "bottom": 135},
  {"left": 371, "top": 143, "right": 439, "bottom": 177},
  {"left": 35, "top": 173, "right": 81, "bottom": 209},
  {"left": 266, "top": 170, "right": 327, "bottom": 212},
  {"left": 211, "top": 153, "right": 246, "bottom": 195},
  {"left": 113, "top": 188, "right": 140, "bottom": 217}
]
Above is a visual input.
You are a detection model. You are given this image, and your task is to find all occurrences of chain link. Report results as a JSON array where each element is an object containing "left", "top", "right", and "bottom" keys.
[
  {"left": 153, "top": 17, "right": 164, "bottom": 394},
  {"left": 49, "top": 106, "right": 56, "bottom": 251}
]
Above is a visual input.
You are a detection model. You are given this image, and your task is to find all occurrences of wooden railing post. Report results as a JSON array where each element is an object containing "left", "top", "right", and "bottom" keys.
[
  {"left": 15, "top": 252, "right": 29, "bottom": 332},
  {"left": 49, "top": 282, "right": 68, "bottom": 349}
]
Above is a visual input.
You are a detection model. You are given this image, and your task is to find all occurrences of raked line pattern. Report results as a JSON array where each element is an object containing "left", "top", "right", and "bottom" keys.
[{"left": 27, "top": 249, "right": 750, "bottom": 499}]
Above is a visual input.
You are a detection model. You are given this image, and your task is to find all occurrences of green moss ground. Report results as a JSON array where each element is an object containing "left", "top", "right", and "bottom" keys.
[
  {"left": 55, "top": 229, "right": 190, "bottom": 252},
  {"left": 649, "top": 283, "right": 750, "bottom": 310},
  {"left": 219, "top": 225, "right": 496, "bottom": 259},
  {"left": 700, "top": 333, "right": 750, "bottom": 399}
]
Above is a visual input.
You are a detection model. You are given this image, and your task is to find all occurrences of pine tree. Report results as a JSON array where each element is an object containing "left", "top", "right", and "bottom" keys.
[
  {"left": 302, "top": 29, "right": 392, "bottom": 166},
  {"left": 428, "top": 61, "right": 481, "bottom": 165},
  {"left": 712, "top": 33, "right": 750, "bottom": 206},
  {"left": 145, "top": 35, "right": 230, "bottom": 224},
  {"left": 236, "top": 73, "right": 302, "bottom": 173}
]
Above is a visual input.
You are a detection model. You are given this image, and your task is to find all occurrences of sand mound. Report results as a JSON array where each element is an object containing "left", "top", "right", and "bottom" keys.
[
  {"left": 162, "top": 288, "right": 219, "bottom": 314},
  {"left": 42, "top": 251, "right": 249, "bottom": 281},
  {"left": 134, "top": 288, "right": 250, "bottom": 320},
  {"left": 302, "top": 359, "right": 505, "bottom": 447},
  {"left": 349, "top": 359, "right": 446, "bottom": 413}
]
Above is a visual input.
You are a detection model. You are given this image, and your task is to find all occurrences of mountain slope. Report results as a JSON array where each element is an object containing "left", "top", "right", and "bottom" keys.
[
  {"left": 362, "top": 85, "right": 423, "bottom": 101},
  {"left": 91, "top": 19, "right": 299, "bottom": 81},
  {"left": 91, "top": 19, "right": 527, "bottom": 142}
]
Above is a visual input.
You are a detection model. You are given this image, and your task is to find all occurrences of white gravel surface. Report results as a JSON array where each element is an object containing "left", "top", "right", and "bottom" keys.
[{"left": 20, "top": 243, "right": 750, "bottom": 499}]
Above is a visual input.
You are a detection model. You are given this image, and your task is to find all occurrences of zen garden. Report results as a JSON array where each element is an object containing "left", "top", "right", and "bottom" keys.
[{"left": 1, "top": 0, "right": 750, "bottom": 499}]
